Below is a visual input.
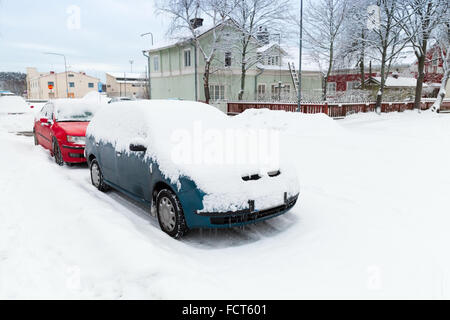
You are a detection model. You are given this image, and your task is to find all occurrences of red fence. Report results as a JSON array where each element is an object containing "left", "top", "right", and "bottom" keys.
[{"left": 227, "top": 101, "right": 437, "bottom": 118}]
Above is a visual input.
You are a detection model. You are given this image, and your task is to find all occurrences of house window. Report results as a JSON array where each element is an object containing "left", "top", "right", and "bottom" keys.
[
  {"left": 258, "top": 84, "right": 266, "bottom": 95},
  {"left": 347, "top": 81, "right": 359, "bottom": 90},
  {"left": 68, "top": 74, "right": 75, "bottom": 78},
  {"left": 209, "top": 85, "right": 225, "bottom": 101},
  {"left": 88, "top": 83, "right": 94, "bottom": 88},
  {"left": 184, "top": 49, "right": 191, "bottom": 67},
  {"left": 327, "top": 82, "right": 336, "bottom": 94},
  {"left": 283, "top": 84, "right": 290, "bottom": 94},
  {"left": 69, "top": 82, "right": 75, "bottom": 88},
  {"left": 153, "top": 56, "right": 160, "bottom": 72},
  {"left": 225, "top": 52, "right": 232, "bottom": 67}
]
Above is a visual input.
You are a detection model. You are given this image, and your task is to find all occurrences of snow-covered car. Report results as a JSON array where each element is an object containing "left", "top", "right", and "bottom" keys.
[
  {"left": 34, "top": 99, "right": 102, "bottom": 165},
  {"left": 0, "top": 96, "right": 32, "bottom": 115},
  {"left": 108, "top": 96, "right": 136, "bottom": 104},
  {"left": 85, "top": 100, "right": 300, "bottom": 238}
]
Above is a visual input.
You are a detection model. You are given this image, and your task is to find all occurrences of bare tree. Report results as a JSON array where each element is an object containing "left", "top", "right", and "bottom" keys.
[
  {"left": 431, "top": 19, "right": 450, "bottom": 112},
  {"left": 362, "top": 0, "right": 408, "bottom": 112},
  {"left": 228, "top": 0, "right": 291, "bottom": 100},
  {"left": 396, "top": 0, "right": 449, "bottom": 110},
  {"left": 302, "top": 0, "right": 349, "bottom": 100},
  {"left": 156, "top": 0, "right": 235, "bottom": 104}
]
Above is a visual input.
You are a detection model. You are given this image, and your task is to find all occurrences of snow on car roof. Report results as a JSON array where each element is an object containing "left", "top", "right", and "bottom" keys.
[
  {"left": 0, "top": 96, "right": 29, "bottom": 114},
  {"left": 51, "top": 98, "right": 103, "bottom": 121},
  {"left": 87, "top": 100, "right": 300, "bottom": 212}
]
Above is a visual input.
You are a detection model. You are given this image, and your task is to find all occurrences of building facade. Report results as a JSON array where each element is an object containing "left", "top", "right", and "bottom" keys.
[
  {"left": 146, "top": 22, "right": 323, "bottom": 110},
  {"left": 26, "top": 68, "right": 100, "bottom": 100},
  {"left": 105, "top": 72, "right": 147, "bottom": 98}
]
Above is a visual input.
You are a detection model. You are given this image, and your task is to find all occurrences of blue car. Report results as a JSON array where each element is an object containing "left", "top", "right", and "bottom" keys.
[{"left": 85, "top": 100, "right": 299, "bottom": 238}]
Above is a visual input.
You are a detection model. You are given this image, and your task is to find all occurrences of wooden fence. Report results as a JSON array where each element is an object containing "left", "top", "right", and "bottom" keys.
[{"left": 227, "top": 100, "right": 446, "bottom": 118}]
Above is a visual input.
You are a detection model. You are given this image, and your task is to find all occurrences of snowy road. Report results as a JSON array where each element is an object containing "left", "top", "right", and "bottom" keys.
[{"left": 1, "top": 110, "right": 450, "bottom": 299}]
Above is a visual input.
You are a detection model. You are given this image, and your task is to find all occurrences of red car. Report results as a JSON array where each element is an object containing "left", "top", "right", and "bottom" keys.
[{"left": 34, "top": 100, "right": 101, "bottom": 166}]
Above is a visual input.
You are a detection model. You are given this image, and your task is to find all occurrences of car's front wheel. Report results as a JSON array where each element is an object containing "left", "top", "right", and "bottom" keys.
[
  {"left": 53, "top": 140, "right": 64, "bottom": 166},
  {"left": 90, "top": 159, "right": 109, "bottom": 192},
  {"left": 156, "top": 189, "right": 188, "bottom": 239}
]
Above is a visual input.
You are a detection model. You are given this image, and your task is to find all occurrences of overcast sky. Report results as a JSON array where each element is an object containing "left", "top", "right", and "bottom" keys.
[{"left": 0, "top": 0, "right": 169, "bottom": 81}]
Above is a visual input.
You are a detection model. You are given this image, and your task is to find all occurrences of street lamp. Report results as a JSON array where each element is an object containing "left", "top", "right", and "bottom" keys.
[
  {"left": 129, "top": 59, "right": 134, "bottom": 73},
  {"left": 44, "top": 52, "right": 69, "bottom": 98},
  {"left": 297, "top": 0, "right": 303, "bottom": 112},
  {"left": 141, "top": 32, "right": 154, "bottom": 100}
]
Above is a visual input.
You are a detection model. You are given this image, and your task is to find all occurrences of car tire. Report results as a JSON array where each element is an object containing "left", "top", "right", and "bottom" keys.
[
  {"left": 33, "top": 130, "right": 38, "bottom": 146},
  {"left": 53, "top": 139, "right": 64, "bottom": 166},
  {"left": 156, "top": 189, "right": 188, "bottom": 239},
  {"left": 90, "top": 159, "right": 109, "bottom": 192}
]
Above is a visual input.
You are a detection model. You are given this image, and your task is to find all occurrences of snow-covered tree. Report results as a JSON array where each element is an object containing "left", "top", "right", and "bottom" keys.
[
  {"left": 228, "top": 0, "right": 291, "bottom": 100},
  {"left": 156, "top": 0, "right": 236, "bottom": 104},
  {"left": 362, "top": 0, "right": 409, "bottom": 112},
  {"left": 396, "top": 0, "right": 449, "bottom": 110},
  {"left": 301, "top": 0, "right": 349, "bottom": 100},
  {"left": 431, "top": 19, "right": 450, "bottom": 112}
]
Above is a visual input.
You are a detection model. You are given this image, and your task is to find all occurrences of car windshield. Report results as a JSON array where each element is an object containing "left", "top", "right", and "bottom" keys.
[{"left": 55, "top": 102, "right": 99, "bottom": 122}]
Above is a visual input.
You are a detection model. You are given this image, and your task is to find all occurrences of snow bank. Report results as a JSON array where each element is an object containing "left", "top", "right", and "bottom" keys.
[
  {"left": 0, "top": 96, "right": 30, "bottom": 114},
  {"left": 234, "top": 108, "right": 343, "bottom": 136},
  {"left": 87, "top": 101, "right": 300, "bottom": 212}
]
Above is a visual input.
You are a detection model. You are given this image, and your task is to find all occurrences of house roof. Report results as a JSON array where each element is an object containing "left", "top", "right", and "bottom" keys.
[
  {"left": 107, "top": 72, "right": 147, "bottom": 80},
  {"left": 367, "top": 76, "right": 427, "bottom": 88}
]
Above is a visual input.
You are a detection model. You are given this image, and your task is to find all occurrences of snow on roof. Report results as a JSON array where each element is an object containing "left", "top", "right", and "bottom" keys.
[
  {"left": 107, "top": 72, "right": 147, "bottom": 80},
  {"left": 370, "top": 76, "right": 427, "bottom": 88},
  {"left": 87, "top": 100, "right": 299, "bottom": 212},
  {"left": 148, "top": 22, "right": 219, "bottom": 52},
  {"left": 50, "top": 98, "right": 104, "bottom": 121}
]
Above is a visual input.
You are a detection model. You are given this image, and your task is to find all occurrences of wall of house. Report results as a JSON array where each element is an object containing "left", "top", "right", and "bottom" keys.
[
  {"left": 148, "top": 27, "right": 323, "bottom": 104},
  {"left": 105, "top": 74, "right": 146, "bottom": 98},
  {"left": 28, "top": 71, "right": 99, "bottom": 99}
]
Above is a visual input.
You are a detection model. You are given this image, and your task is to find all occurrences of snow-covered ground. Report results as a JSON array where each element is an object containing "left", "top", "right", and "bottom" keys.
[{"left": 0, "top": 109, "right": 449, "bottom": 299}]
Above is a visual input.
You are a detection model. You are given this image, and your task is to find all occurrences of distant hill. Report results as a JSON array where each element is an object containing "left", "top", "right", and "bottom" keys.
[{"left": 0, "top": 72, "right": 27, "bottom": 95}]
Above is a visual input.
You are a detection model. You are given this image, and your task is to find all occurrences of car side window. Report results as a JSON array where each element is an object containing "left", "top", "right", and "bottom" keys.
[{"left": 40, "top": 104, "right": 49, "bottom": 119}]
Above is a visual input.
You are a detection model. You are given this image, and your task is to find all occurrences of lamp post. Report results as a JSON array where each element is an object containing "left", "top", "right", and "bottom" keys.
[
  {"left": 297, "top": 0, "right": 303, "bottom": 112},
  {"left": 44, "top": 52, "right": 69, "bottom": 98},
  {"left": 129, "top": 59, "right": 134, "bottom": 73},
  {"left": 141, "top": 32, "right": 154, "bottom": 99}
]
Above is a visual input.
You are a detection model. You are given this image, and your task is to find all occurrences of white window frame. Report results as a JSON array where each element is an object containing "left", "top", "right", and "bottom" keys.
[
  {"left": 346, "top": 81, "right": 359, "bottom": 91},
  {"left": 209, "top": 84, "right": 225, "bottom": 101},
  {"left": 184, "top": 49, "right": 192, "bottom": 68},
  {"left": 153, "top": 56, "right": 160, "bottom": 72},
  {"left": 257, "top": 83, "right": 266, "bottom": 95},
  {"left": 327, "top": 82, "right": 336, "bottom": 94}
]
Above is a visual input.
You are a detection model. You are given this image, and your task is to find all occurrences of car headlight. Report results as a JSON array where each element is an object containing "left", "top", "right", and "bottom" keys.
[{"left": 67, "top": 135, "right": 86, "bottom": 145}]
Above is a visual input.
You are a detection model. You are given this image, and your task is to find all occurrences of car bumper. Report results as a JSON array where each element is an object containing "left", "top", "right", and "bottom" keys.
[
  {"left": 61, "top": 144, "right": 86, "bottom": 163},
  {"left": 191, "top": 193, "right": 299, "bottom": 228}
]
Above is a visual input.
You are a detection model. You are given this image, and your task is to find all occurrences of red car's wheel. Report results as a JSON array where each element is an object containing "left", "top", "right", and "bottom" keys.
[{"left": 53, "top": 140, "right": 64, "bottom": 166}]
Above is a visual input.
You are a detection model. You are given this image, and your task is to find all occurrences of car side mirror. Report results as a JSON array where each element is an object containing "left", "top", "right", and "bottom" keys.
[
  {"left": 40, "top": 118, "right": 48, "bottom": 123},
  {"left": 130, "top": 143, "right": 147, "bottom": 152}
]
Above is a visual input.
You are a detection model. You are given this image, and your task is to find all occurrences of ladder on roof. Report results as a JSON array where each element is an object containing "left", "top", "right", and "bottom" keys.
[{"left": 288, "top": 62, "right": 300, "bottom": 95}]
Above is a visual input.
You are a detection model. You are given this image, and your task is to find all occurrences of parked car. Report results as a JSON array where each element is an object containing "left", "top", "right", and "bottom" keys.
[
  {"left": 34, "top": 99, "right": 102, "bottom": 166},
  {"left": 85, "top": 100, "right": 300, "bottom": 239},
  {"left": 108, "top": 96, "right": 136, "bottom": 104}
]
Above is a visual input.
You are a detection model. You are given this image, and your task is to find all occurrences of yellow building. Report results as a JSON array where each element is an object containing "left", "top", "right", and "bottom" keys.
[{"left": 27, "top": 67, "right": 100, "bottom": 99}]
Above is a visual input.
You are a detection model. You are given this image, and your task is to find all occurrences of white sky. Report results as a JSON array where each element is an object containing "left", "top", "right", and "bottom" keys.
[{"left": 0, "top": 0, "right": 169, "bottom": 82}]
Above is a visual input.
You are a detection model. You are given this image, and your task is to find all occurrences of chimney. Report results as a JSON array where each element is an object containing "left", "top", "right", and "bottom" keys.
[
  {"left": 257, "top": 26, "right": 269, "bottom": 45},
  {"left": 190, "top": 18, "right": 204, "bottom": 29}
]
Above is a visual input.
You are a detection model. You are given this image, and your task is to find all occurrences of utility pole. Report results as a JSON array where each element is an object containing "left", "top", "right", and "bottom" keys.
[
  {"left": 44, "top": 52, "right": 69, "bottom": 98},
  {"left": 297, "top": 0, "right": 303, "bottom": 112},
  {"left": 129, "top": 60, "right": 134, "bottom": 73},
  {"left": 141, "top": 32, "right": 154, "bottom": 99}
]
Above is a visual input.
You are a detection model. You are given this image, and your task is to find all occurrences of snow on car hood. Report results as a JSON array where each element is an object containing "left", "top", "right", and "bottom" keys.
[{"left": 87, "top": 100, "right": 300, "bottom": 212}]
